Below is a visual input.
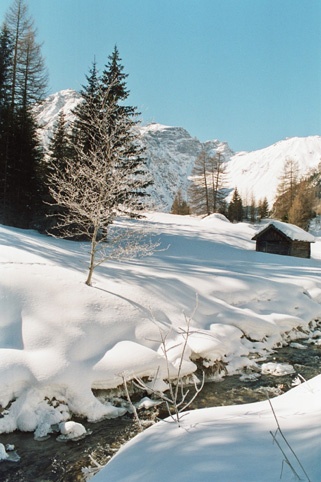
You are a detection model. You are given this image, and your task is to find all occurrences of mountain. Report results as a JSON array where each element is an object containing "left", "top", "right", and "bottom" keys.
[
  {"left": 34, "top": 89, "right": 81, "bottom": 151},
  {"left": 35, "top": 90, "right": 321, "bottom": 211},
  {"left": 227, "top": 136, "right": 321, "bottom": 207},
  {"left": 139, "top": 123, "right": 233, "bottom": 210}
]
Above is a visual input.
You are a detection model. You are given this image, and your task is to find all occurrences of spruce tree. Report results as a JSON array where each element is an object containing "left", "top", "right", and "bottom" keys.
[
  {"left": 47, "top": 47, "right": 153, "bottom": 284},
  {"left": 227, "top": 188, "right": 243, "bottom": 222},
  {"left": 71, "top": 60, "right": 100, "bottom": 155},
  {"left": 41, "top": 111, "right": 73, "bottom": 233},
  {"left": 99, "top": 46, "right": 152, "bottom": 214}
]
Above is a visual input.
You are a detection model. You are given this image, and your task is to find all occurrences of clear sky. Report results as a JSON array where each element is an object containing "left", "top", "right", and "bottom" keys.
[{"left": 1, "top": 0, "right": 321, "bottom": 152}]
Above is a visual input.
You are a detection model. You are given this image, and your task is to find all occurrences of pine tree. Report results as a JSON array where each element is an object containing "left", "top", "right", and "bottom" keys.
[
  {"left": 40, "top": 111, "right": 73, "bottom": 232},
  {"left": 71, "top": 60, "right": 100, "bottom": 155},
  {"left": 47, "top": 48, "right": 153, "bottom": 285},
  {"left": 227, "top": 188, "right": 243, "bottom": 222},
  {"left": 99, "top": 47, "right": 152, "bottom": 213},
  {"left": 48, "top": 111, "right": 73, "bottom": 171},
  {"left": 101, "top": 45, "right": 131, "bottom": 107}
]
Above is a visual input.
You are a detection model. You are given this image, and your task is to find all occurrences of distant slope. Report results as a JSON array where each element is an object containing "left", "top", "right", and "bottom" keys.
[
  {"left": 35, "top": 90, "right": 321, "bottom": 211},
  {"left": 228, "top": 136, "right": 321, "bottom": 207}
]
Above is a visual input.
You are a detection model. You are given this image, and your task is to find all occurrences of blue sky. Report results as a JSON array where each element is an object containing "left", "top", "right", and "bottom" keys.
[{"left": 1, "top": 0, "right": 321, "bottom": 152}]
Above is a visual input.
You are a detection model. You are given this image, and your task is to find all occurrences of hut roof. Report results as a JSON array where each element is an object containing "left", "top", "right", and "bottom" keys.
[{"left": 252, "top": 220, "right": 315, "bottom": 243}]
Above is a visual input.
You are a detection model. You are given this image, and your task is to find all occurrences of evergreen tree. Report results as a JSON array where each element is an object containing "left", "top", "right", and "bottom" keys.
[
  {"left": 48, "top": 111, "right": 73, "bottom": 171},
  {"left": 5, "top": 106, "right": 43, "bottom": 227},
  {"left": 227, "top": 188, "right": 243, "bottom": 222},
  {"left": 101, "top": 45, "right": 131, "bottom": 106},
  {"left": 99, "top": 47, "right": 152, "bottom": 213},
  {"left": 71, "top": 60, "right": 100, "bottom": 155},
  {"left": 0, "top": 23, "right": 12, "bottom": 107},
  {"left": 41, "top": 111, "right": 73, "bottom": 232},
  {"left": 47, "top": 47, "right": 153, "bottom": 284}
]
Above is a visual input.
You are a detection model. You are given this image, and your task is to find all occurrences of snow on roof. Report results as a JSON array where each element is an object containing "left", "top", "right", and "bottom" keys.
[{"left": 254, "top": 220, "right": 315, "bottom": 243}]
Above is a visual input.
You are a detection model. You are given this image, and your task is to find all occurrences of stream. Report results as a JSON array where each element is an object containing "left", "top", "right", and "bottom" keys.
[{"left": 0, "top": 339, "right": 320, "bottom": 482}]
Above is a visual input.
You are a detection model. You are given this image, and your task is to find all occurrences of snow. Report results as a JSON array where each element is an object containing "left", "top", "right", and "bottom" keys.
[
  {"left": 35, "top": 91, "right": 321, "bottom": 211},
  {"left": 1, "top": 212, "right": 321, "bottom": 479},
  {"left": 92, "top": 375, "right": 321, "bottom": 482},
  {"left": 255, "top": 219, "right": 315, "bottom": 243},
  {"left": 227, "top": 135, "right": 321, "bottom": 205}
]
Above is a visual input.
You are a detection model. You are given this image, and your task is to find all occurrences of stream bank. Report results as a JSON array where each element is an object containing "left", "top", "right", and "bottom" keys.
[{"left": 0, "top": 340, "right": 320, "bottom": 481}]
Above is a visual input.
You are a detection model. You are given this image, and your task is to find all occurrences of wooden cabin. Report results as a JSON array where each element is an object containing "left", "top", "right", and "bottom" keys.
[{"left": 252, "top": 221, "right": 315, "bottom": 259}]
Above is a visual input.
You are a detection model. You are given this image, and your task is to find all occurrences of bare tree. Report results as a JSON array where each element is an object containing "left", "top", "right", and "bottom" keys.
[
  {"left": 188, "top": 150, "right": 227, "bottom": 215},
  {"left": 273, "top": 158, "right": 299, "bottom": 221},
  {"left": 5, "top": 0, "right": 47, "bottom": 109},
  {"left": 47, "top": 85, "right": 155, "bottom": 286}
]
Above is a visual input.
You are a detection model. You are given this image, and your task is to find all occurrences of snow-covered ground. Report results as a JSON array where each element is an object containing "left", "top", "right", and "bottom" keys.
[
  {"left": 1, "top": 213, "right": 321, "bottom": 480},
  {"left": 93, "top": 374, "right": 321, "bottom": 482}
]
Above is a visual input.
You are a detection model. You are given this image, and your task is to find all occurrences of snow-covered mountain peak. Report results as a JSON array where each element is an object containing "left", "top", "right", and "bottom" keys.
[
  {"left": 227, "top": 135, "right": 321, "bottom": 206},
  {"left": 35, "top": 89, "right": 81, "bottom": 128},
  {"left": 34, "top": 89, "right": 81, "bottom": 148},
  {"left": 34, "top": 89, "right": 321, "bottom": 211}
]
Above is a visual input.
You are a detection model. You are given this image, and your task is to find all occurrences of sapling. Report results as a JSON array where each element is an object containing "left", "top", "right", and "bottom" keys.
[{"left": 134, "top": 301, "right": 205, "bottom": 427}]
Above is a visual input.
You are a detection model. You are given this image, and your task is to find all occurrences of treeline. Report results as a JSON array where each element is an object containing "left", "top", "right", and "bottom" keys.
[
  {"left": 172, "top": 153, "right": 319, "bottom": 231},
  {"left": 171, "top": 150, "right": 270, "bottom": 224},
  {"left": 272, "top": 158, "right": 320, "bottom": 230},
  {"left": 0, "top": 0, "right": 47, "bottom": 228}
]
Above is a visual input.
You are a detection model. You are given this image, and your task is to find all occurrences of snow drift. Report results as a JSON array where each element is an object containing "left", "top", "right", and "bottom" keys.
[{"left": 1, "top": 213, "right": 321, "bottom": 439}]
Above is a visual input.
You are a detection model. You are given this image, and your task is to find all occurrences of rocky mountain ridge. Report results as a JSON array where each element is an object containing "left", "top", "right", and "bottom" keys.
[{"left": 35, "top": 89, "right": 321, "bottom": 211}]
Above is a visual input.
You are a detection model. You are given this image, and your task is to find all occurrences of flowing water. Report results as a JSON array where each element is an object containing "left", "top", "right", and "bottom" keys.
[{"left": 0, "top": 340, "right": 320, "bottom": 481}]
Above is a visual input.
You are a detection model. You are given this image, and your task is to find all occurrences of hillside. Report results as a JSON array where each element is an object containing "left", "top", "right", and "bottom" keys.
[
  {"left": 227, "top": 136, "right": 321, "bottom": 206},
  {"left": 1, "top": 213, "right": 321, "bottom": 479},
  {"left": 35, "top": 90, "right": 321, "bottom": 211}
]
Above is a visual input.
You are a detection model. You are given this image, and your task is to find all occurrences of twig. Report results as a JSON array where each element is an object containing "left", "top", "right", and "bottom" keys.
[
  {"left": 122, "top": 375, "right": 143, "bottom": 432},
  {"left": 268, "top": 397, "right": 311, "bottom": 481}
]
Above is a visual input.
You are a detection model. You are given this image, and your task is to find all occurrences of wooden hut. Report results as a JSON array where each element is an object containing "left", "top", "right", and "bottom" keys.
[{"left": 252, "top": 221, "right": 315, "bottom": 259}]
